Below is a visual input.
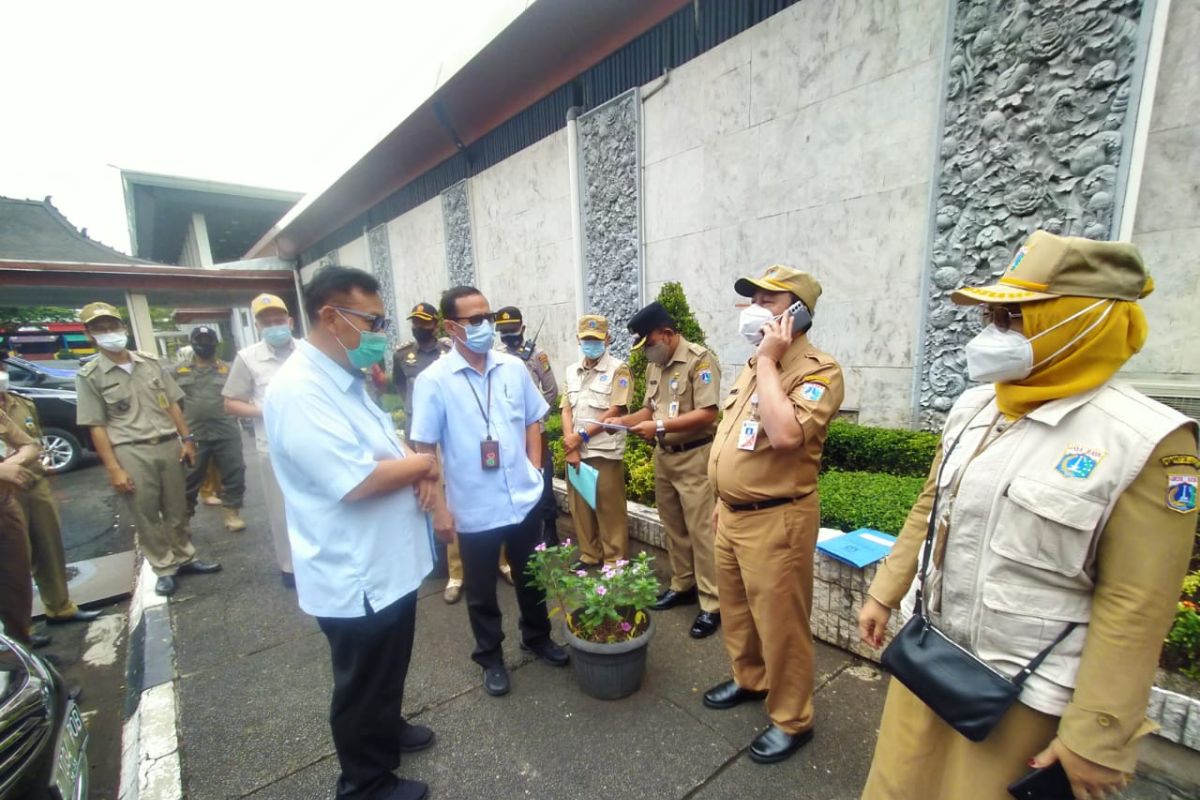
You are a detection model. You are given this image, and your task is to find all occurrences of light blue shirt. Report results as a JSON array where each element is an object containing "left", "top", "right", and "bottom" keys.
[
  {"left": 410, "top": 347, "right": 549, "bottom": 533},
  {"left": 264, "top": 340, "right": 433, "bottom": 618}
]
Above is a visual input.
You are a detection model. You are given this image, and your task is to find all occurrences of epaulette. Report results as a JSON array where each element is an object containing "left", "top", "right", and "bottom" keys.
[
  {"left": 78, "top": 359, "right": 99, "bottom": 377},
  {"left": 685, "top": 340, "right": 707, "bottom": 357}
]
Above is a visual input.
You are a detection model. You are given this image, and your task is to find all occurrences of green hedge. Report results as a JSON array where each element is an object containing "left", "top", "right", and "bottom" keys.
[
  {"left": 823, "top": 420, "right": 939, "bottom": 478},
  {"left": 817, "top": 469, "right": 925, "bottom": 535}
]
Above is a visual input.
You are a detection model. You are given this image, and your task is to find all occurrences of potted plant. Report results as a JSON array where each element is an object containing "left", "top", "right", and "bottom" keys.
[{"left": 526, "top": 541, "right": 660, "bottom": 700}]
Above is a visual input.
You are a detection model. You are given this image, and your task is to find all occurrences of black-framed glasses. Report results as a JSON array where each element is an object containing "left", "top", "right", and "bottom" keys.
[
  {"left": 451, "top": 312, "right": 496, "bottom": 326},
  {"left": 982, "top": 305, "right": 1023, "bottom": 332},
  {"left": 332, "top": 306, "right": 391, "bottom": 332}
]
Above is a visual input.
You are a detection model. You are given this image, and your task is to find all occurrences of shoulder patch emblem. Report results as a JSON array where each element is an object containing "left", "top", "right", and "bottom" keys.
[
  {"left": 538, "top": 352, "right": 550, "bottom": 368},
  {"left": 803, "top": 374, "right": 831, "bottom": 386},
  {"left": 1167, "top": 474, "right": 1197, "bottom": 514},
  {"left": 176, "top": 366, "right": 191, "bottom": 374},
  {"left": 799, "top": 382, "right": 826, "bottom": 402},
  {"left": 618, "top": 376, "right": 629, "bottom": 388},
  {"left": 698, "top": 370, "right": 712, "bottom": 384},
  {"left": 406, "top": 352, "right": 417, "bottom": 365},
  {"left": 1161, "top": 454, "right": 1200, "bottom": 469},
  {"left": 1055, "top": 446, "right": 1106, "bottom": 480}
]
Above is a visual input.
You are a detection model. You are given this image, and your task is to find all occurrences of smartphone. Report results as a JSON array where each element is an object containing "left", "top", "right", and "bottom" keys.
[
  {"left": 783, "top": 300, "right": 813, "bottom": 336},
  {"left": 1007, "top": 763, "right": 1073, "bottom": 800}
]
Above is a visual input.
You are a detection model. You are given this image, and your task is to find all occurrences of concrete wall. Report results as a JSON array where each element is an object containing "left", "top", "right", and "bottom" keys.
[
  {"left": 641, "top": 0, "right": 946, "bottom": 426},
  {"left": 388, "top": 196, "right": 448, "bottom": 332},
  {"left": 1125, "top": 0, "right": 1200, "bottom": 384}
]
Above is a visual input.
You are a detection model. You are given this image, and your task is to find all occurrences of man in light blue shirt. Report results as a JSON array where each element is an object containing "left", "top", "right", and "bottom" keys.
[
  {"left": 265, "top": 266, "right": 438, "bottom": 800},
  {"left": 411, "top": 286, "right": 568, "bottom": 697}
]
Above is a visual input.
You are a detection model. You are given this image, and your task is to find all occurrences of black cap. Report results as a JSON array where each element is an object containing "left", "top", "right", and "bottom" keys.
[
  {"left": 627, "top": 302, "right": 675, "bottom": 350},
  {"left": 407, "top": 302, "right": 438, "bottom": 322},
  {"left": 495, "top": 306, "right": 524, "bottom": 331},
  {"left": 190, "top": 326, "right": 218, "bottom": 343}
]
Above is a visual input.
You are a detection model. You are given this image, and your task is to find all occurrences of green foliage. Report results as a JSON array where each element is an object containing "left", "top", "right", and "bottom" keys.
[
  {"left": 525, "top": 545, "right": 660, "bottom": 643},
  {"left": 623, "top": 437, "right": 656, "bottom": 505},
  {"left": 1164, "top": 569, "right": 1200, "bottom": 680},
  {"left": 822, "top": 420, "right": 940, "bottom": 478},
  {"left": 0, "top": 306, "right": 79, "bottom": 326},
  {"left": 627, "top": 281, "right": 709, "bottom": 411},
  {"left": 817, "top": 469, "right": 926, "bottom": 535}
]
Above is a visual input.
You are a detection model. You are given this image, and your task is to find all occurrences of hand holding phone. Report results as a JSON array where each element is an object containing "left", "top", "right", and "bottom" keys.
[{"left": 1008, "top": 763, "right": 1073, "bottom": 800}]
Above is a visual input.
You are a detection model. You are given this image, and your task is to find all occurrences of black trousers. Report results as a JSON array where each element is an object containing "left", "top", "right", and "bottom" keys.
[
  {"left": 460, "top": 507, "right": 552, "bottom": 668},
  {"left": 183, "top": 434, "right": 246, "bottom": 513},
  {"left": 316, "top": 591, "right": 418, "bottom": 800},
  {"left": 539, "top": 450, "right": 559, "bottom": 544}
]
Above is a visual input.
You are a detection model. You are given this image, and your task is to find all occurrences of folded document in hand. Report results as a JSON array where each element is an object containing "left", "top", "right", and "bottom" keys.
[{"left": 567, "top": 461, "right": 600, "bottom": 510}]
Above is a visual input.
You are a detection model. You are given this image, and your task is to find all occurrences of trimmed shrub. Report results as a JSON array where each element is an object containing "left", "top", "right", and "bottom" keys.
[
  {"left": 817, "top": 469, "right": 925, "bottom": 535},
  {"left": 822, "top": 420, "right": 939, "bottom": 478}
]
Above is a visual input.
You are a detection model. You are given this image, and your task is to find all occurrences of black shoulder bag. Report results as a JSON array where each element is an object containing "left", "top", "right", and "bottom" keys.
[{"left": 879, "top": 415, "right": 1078, "bottom": 743}]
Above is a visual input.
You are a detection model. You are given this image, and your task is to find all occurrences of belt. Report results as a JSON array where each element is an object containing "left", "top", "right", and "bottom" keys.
[
  {"left": 658, "top": 436, "right": 713, "bottom": 454},
  {"left": 114, "top": 433, "right": 177, "bottom": 447},
  {"left": 723, "top": 495, "right": 804, "bottom": 513}
]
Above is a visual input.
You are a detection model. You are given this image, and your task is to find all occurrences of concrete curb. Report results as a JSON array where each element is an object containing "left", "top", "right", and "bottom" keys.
[{"left": 118, "top": 559, "right": 183, "bottom": 800}]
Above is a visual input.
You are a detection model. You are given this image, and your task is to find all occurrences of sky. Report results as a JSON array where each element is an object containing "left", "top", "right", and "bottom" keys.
[{"left": 1, "top": 0, "right": 533, "bottom": 257}]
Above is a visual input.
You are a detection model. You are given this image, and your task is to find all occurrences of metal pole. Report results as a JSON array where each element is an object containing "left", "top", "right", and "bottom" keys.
[{"left": 566, "top": 106, "right": 586, "bottom": 318}]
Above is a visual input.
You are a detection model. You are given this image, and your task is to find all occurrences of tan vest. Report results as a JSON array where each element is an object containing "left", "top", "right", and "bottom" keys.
[
  {"left": 917, "top": 382, "right": 1194, "bottom": 717},
  {"left": 564, "top": 351, "right": 628, "bottom": 459}
]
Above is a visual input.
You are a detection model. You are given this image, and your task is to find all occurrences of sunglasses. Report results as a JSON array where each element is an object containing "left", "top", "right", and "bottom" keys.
[
  {"left": 450, "top": 312, "right": 497, "bottom": 326},
  {"left": 982, "top": 305, "right": 1023, "bottom": 332},
  {"left": 332, "top": 306, "right": 391, "bottom": 332}
]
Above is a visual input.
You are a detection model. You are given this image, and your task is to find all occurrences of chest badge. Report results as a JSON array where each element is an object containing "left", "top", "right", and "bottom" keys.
[
  {"left": 1168, "top": 475, "right": 1197, "bottom": 514},
  {"left": 406, "top": 353, "right": 417, "bottom": 365},
  {"left": 1055, "top": 446, "right": 1106, "bottom": 480},
  {"left": 599, "top": 373, "right": 610, "bottom": 384}
]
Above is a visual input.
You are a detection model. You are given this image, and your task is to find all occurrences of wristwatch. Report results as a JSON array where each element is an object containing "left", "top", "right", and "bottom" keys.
[
  {"left": 656, "top": 419, "right": 666, "bottom": 437},
  {"left": 181, "top": 434, "right": 196, "bottom": 443},
  {"left": 578, "top": 429, "right": 591, "bottom": 444}
]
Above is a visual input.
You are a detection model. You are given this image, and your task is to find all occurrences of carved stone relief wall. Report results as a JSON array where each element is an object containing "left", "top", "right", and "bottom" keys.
[
  {"left": 578, "top": 90, "right": 641, "bottom": 360},
  {"left": 367, "top": 225, "right": 400, "bottom": 352},
  {"left": 917, "top": 0, "right": 1146, "bottom": 429},
  {"left": 441, "top": 182, "right": 476, "bottom": 287}
]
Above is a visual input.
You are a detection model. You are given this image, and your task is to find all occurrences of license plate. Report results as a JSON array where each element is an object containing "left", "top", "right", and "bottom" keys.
[{"left": 53, "top": 701, "right": 88, "bottom": 798}]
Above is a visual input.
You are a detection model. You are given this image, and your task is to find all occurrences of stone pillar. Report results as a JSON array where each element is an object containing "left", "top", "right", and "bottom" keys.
[
  {"left": 124, "top": 291, "right": 157, "bottom": 355},
  {"left": 440, "top": 181, "right": 476, "bottom": 287},
  {"left": 914, "top": 0, "right": 1151, "bottom": 429},
  {"left": 367, "top": 225, "right": 400, "bottom": 351},
  {"left": 577, "top": 89, "right": 642, "bottom": 360}
]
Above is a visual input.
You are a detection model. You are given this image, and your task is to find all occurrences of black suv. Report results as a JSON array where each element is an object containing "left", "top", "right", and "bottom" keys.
[{"left": 10, "top": 388, "right": 92, "bottom": 474}]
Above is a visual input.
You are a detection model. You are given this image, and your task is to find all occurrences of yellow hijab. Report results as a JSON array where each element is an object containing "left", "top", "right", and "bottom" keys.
[{"left": 993, "top": 295, "right": 1148, "bottom": 418}]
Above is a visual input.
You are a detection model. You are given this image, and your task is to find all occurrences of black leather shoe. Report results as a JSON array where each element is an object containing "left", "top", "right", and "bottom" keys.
[
  {"left": 383, "top": 779, "right": 429, "bottom": 800},
  {"left": 399, "top": 722, "right": 435, "bottom": 753},
  {"left": 520, "top": 639, "right": 570, "bottom": 666},
  {"left": 483, "top": 666, "right": 510, "bottom": 697},
  {"left": 155, "top": 576, "right": 177, "bottom": 596},
  {"left": 30, "top": 632, "right": 52, "bottom": 649},
  {"left": 281, "top": 572, "right": 296, "bottom": 589},
  {"left": 651, "top": 587, "right": 698, "bottom": 611},
  {"left": 569, "top": 560, "right": 600, "bottom": 573},
  {"left": 689, "top": 611, "right": 721, "bottom": 639},
  {"left": 702, "top": 679, "right": 768, "bottom": 710},
  {"left": 749, "top": 724, "right": 813, "bottom": 764},
  {"left": 177, "top": 560, "right": 222, "bottom": 575},
  {"left": 46, "top": 608, "right": 103, "bottom": 625}
]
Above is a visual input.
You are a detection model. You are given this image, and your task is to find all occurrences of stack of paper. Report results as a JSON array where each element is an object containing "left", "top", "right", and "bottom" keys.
[{"left": 816, "top": 528, "right": 897, "bottom": 568}]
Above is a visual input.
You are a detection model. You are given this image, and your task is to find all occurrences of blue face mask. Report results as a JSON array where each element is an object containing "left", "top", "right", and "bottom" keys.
[
  {"left": 580, "top": 340, "right": 606, "bottom": 360},
  {"left": 463, "top": 320, "right": 495, "bottom": 354},
  {"left": 261, "top": 324, "right": 292, "bottom": 348},
  {"left": 334, "top": 310, "right": 389, "bottom": 369}
]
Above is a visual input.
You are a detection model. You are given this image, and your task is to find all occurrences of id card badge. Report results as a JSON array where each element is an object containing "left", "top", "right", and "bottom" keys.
[
  {"left": 157, "top": 392, "right": 170, "bottom": 409},
  {"left": 667, "top": 401, "right": 680, "bottom": 419},
  {"left": 737, "top": 419, "right": 760, "bottom": 451},
  {"left": 480, "top": 438, "right": 500, "bottom": 470}
]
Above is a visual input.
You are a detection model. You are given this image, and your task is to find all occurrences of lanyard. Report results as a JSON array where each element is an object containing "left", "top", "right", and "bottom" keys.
[{"left": 463, "top": 370, "right": 494, "bottom": 440}]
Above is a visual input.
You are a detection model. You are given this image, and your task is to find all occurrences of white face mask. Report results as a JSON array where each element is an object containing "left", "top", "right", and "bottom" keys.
[
  {"left": 0, "top": 372, "right": 8, "bottom": 393},
  {"left": 737, "top": 304, "right": 775, "bottom": 345},
  {"left": 964, "top": 299, "right": 1114, "bottom": 384},
  {"left": 94, "top": 331, "right": 128, "bottom": 353}
]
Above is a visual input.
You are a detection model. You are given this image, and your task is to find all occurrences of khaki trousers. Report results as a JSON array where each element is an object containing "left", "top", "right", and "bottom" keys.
[
  {"left": 715, "top": 494, "right": 817, "bottom": 734},
  {"left": 654, "top": 445, "right": 718, "bottom": 612},
  {"left": 0, "top": 494, "right": 32, "bottom": 645},
  {"left": 446, "top": 537, "right": 507, "bottom": 583},
  {"left": 257, "top": 448, "right": 293, "bottom": 574},
  {"left": 18, "top": 476, "right": 78, "bottom": 618},
  {"left": 566, "top": 456, "right": 628, "bottom": 565},
  {"left": 115, "top": 439, "right": 196, "bottom": 576},
  {"left": 861, "top": 680, "right": 1058, "bottom": 800}
]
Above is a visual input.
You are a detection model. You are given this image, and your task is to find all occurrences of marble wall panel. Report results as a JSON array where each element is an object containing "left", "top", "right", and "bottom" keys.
[
  {"left": 337, "top": 236, "right": 369, "bottom": 271},
  {"left": 388, "top": 197, "right": 447, "bottom": 334},
  {"left": 1142, "top": 0, "right": 1200, "bottom": 134}
]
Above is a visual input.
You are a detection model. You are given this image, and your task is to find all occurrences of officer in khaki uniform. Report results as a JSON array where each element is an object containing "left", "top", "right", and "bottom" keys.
[
  {"left": 613, "top": 301, "right": 722, "bottom": 639},
  {"left": 392, "top": 302, "right": 450, "bottom": 431},
  {"left": 174, "top": 326, "right": 247, "bottom": 531},
  {"left": 0, "top": 409, "right": 42, "bottom": 646},
  {"left": 858, "top": 232, "right": 1199, "bottom": 800},
  {"left": 0, "top": 355, "right": 101, "bottom": 626},
  {"left": 560, "top": 315, "right": 634, "bottom": 567},
  {"left": 75, "top": 302, "right": 221, "bottom": 597},
  {"left": 704, "top": 265, "right": 843, "bottom": 765}
]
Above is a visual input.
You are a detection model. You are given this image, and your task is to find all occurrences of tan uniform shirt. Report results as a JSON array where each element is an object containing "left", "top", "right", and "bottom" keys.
[
  {"left": 0, "top": 393, "right": 45, "bottom": 476},
  {"left": 708, "top": 338, "right": 844, "bottom": 505},
  {"left": 223, "top": 339, "right": 295, "bottom": 449},
  {"left": 0, "top": 408, "right": 38, "bottom": 474},
  {"left": 643, "top": 338, "right": 721, "bottom": 445},
  {"left": 561, "top": 352, "right": 634, "bottom": 460},
  {"left": 75, "top": 352, "right": 184, "bottom": 445}
]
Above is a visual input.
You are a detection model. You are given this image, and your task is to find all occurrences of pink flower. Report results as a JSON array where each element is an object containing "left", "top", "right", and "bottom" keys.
[
  {"left": 616, "top": 559, "right": 629, "bottom": 567},
  {"left": 534, "top": 543, "right": 547, "bottom": 552},
  {"left": 575, "top": 570, "right": 588, "bottom": 577},
  {"left": 596, "top": 585, "right": 607, "bottom": 596},
  {"left": 620, "top": 621, "right": 632, "bottom": 632},
  {"left": 563, "top": 538, "right": 572, "bottom": 546}
]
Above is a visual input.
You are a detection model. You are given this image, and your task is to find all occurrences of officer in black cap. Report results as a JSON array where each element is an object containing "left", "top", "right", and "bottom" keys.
[{"left": 393, "top": 302, "right": 450, "bottom": 435}]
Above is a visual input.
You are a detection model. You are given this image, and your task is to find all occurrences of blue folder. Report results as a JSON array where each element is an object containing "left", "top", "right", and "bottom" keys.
[
  {"left": 816, "top": 528, "right": 897, "bottom": 568},
  {"left": 567, "top": 462, "right": 599, "bottom": 510}
]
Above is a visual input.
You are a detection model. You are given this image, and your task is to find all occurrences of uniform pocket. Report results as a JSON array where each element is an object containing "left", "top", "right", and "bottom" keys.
[{"left": 989, "top": 476, "right": 1106, "bottom": 578}]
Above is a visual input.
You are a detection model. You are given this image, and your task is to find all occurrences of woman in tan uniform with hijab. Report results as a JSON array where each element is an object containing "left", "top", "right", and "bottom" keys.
[{"left": 858, "top": 231, "right": 1198, "bottom": 800}]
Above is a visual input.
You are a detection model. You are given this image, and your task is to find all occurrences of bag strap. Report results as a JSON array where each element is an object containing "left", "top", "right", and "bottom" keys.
[{"left": 1012, "top": 621, "right": 1079, "bottom": 688}]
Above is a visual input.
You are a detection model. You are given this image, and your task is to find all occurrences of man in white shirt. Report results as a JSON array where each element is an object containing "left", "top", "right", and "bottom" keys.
[{"left": 265, "top": 267, "right": 439, "bottom": 800}]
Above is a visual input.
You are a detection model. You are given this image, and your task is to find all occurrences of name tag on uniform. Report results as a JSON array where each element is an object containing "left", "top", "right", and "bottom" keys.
[
  {"left": 481, "top": 439, "right": 500, "bottom": 470},
  {"left": 667, "top": 401, "right": 679, "bottom": 419},
  {"left": 157, "top": 392, "right": 169, "bottom": 409},
  {"left": 737, "top": 420, "right": 760, "bottom": 451}
]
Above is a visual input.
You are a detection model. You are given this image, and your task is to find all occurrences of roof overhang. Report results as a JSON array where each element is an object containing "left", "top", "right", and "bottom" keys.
[{"left": 247, "top": 0, "right": 690, "bottom": 260}]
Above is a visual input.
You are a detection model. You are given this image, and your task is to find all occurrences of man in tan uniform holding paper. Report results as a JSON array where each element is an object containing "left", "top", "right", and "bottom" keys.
[
  {"left": 703, "top": 265, "right": 843, "bottom": 765},
  {"left": 0, "top": 409, "right": 42, "bottom": 646},
  {"left": 610, "top": 301, "right": 722, "bottom": 639},
  {"left": 560, "top": 314, "right": 633, "bottom": 567},
  {"left": 75, "top": 301, "right": 222, "bottom": 597}
]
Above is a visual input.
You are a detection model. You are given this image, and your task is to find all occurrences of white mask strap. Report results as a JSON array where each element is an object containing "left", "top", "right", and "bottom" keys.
[{"left": 1029, "top": 300, "right": 1115, "bottom": 371}]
